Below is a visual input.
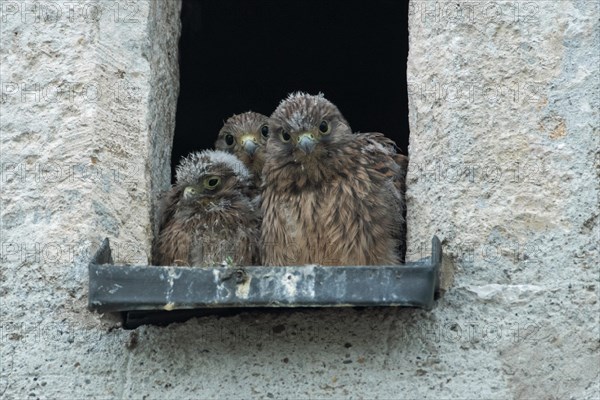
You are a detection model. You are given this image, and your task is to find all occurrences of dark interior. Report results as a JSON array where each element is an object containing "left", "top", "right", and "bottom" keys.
[{"left": 172, "top": 0, "right": 410, "bottom": 181}]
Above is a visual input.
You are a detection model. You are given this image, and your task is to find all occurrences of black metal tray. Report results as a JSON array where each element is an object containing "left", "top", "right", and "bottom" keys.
[{"left": 88, "top": 236, "right": 441, "bottom": 327}]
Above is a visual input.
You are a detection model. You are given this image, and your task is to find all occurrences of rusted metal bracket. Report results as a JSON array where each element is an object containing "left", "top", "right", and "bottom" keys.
[{"left": 88, "top": 236, "right": 441, "bottom": 328}]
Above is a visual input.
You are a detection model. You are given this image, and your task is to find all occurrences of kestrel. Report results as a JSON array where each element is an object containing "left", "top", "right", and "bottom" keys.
[
  {"left": 153, "top": 150, "right": 260, "bottom": 267},
  {"left": 215, "top": 112, "right": 270, "bottom": 184},
  {"left": 261, "top": 92, "right": 407, "bottom": 266}
]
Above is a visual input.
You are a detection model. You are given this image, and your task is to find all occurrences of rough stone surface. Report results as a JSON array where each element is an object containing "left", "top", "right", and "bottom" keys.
[
  {"left": 406, "top": 0, "right": 599, "bottom": 398},
  {"left": 0, "top": 0, "right": 598, "bottom": 399}
]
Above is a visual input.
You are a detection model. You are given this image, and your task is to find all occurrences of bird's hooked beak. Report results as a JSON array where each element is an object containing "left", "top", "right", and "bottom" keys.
[
  {"left": 183, "top": 186, "right": 197, "bottom": 200},
  {"left": 183, "top": 186, "right": 208, "bottom": 204},
  {"left": 297, "top": 132, "right": 316, "bottom": 154},
  {"left": 240, "top": 135, "right": 258, "bottom": 156}
]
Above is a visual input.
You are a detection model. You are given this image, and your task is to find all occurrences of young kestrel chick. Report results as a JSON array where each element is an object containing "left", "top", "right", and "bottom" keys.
[
  {"left": 154, "top": 150, "right": 260, "bottom": 267},
  {"left": 261, "top": 92, "right": 407, "bottom": 266},
  {"left": 215, "top": 112, "right": 270, "bottom": 184}
]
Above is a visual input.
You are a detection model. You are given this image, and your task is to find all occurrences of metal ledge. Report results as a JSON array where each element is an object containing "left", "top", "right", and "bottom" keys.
[{"left": 88, "top": 237, "right": 441, "bottom": 326}]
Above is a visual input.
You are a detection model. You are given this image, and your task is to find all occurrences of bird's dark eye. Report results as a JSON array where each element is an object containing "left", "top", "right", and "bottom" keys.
[
  {"left": 224, "top": 134, "right": 234, "bottom": 146},
  {"left": 280, "top": 131, "right": 291, "bottom": 142},
  {"left": 319, "top": 120, "right": 330, "bottom": 134},
  {"left": 204, "top": 176, "right": 221, "bottom": 189},
  {"left": 260, "top": 125, "right": 269, "bottom": 138}
]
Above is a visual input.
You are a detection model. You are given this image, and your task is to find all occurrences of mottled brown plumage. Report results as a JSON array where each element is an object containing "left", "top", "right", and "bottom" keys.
[
  {"left": 215, "top": 112, "right": 270, "bottom": 184},
  {"left": 261, "top": 92, "right": 407, "bottom": 266},
  {"left": 154, "top": 150, "right": 260, "bottom": 267}
]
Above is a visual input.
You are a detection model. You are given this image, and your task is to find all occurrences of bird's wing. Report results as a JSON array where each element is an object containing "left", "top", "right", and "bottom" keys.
[
  {"left": 350, "top": 132, "right": 408, "bottom": 262},
  {"left": 156, "top": 187, "right": 181, "bottom": 232},
  {"left": 153, "top": 219, "right": 192, "bottom": 266},
  {"left": 152, "top": 187, "right": 187, "bottom": 265},
  {"left": 352, "top": 132, "right": 408, "bottom": 193}
]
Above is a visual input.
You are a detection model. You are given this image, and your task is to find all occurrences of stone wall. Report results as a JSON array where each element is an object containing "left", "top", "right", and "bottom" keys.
[
  {"left": 405, "top": 1, "right": 599, "bottom": 397},
  {"left": 0, "top": 0, "right": 598, "bottom": 398}
]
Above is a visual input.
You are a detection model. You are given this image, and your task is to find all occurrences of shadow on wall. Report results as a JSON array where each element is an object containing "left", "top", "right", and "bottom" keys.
[{"left": 172, "top": 0, "right": 410, "bottom": 182}]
